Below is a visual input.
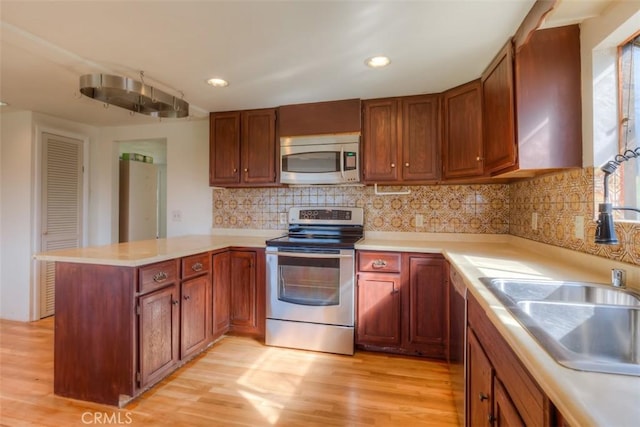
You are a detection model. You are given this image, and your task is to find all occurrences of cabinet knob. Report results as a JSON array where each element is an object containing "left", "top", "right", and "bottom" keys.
[
  {"left": 184, "top": 295, "right": 191, "bottom": 301},
  {"left": 391, "top": 288, "right": 400, "bottom": 295},
  {"left": 405, "top": 162, "right": 409, "bottom": 167},
  {"left": 244, "top": 168, "right": 248, "bottom": 172},
  {"left": 233, "top": 168, "right": 238, "bottom": 173},
  {"left": 479, "top": 392, "right": 489, "bottom": 402},
  {"left": 172, "top": 300, "right": 179, "bottom": 306},
  {"left": 391, "top": 163, "right": 396, "bottom": 168},
  {"left": 372, "top": 260, "right": 387, "bottom": 268},
  {"left": 191, "top": 262, "right": 203, "bottom": 272},
  {"left": 153, "top": 272, "right": 168, "bottom": 283},
  {"left": 476, "top": 156, "right": 483, "bottom": 162}
]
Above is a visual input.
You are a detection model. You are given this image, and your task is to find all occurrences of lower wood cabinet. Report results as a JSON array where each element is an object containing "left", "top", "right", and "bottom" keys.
[
  {"left": 212, "top": 250, "right": 231, "bottom": 339},
  {"left": 138, "top": 282, "right": 180, "bottom": 389},
  {"left": 356, "top": 251, "right": 448, "bottom": 358},
  {"left": 53, "top": 246, "right": 265, "bottom": 407},
  {"left": 356, "top": 272, "right": 402, "bottom": 347},
  {"left": 212, "top": 248, "right": 266, "bottom": 339},
  {"left": 466, "top": 292, "right": 560, "bottom": 426},
  {"left": 180, "top": 274, "right": 211, "bottom": 359}
]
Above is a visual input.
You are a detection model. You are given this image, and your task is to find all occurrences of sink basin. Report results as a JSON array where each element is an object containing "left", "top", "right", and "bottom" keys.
[
  {"left": 515, "top": 301, "right": 640, "bottom": 376},
  {"left": 480, "top": 278, "right": 640, "bottom": 376},
  {"left": 481, "top": 278, "right": 640, "bottom": 306}
]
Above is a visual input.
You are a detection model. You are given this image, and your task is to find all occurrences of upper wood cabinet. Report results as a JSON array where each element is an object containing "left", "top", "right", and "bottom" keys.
[
  {"left": 480, "top": 25, "right": 582, "bottom": 178},
  {"left": 514, "top": 25, "right": 581, "bottom": 174},
  {"left": 362, "top": 95, "right": 440, "bottom": 184},
  {"left": 442, "top": 80, "right": 484, "bottom": 180},
  {"left": 209, "top": 108, "right": 277, "bottom": 187},
  {"left": 278, "top": 99, "right": 361, "bottom": 136},
  {"left": 482, "top": 40, "right": 517, "bottom": 175}
]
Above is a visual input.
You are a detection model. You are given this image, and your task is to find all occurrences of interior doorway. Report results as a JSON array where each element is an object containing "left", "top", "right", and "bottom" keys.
[
  {"left": 117, "top": 139, "right": 167, "bottom": 241},
  {"left": 39, "top": 132, "right": 85, "bottom": 318}
]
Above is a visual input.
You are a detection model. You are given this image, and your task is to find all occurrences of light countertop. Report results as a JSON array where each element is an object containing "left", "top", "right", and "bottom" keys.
[
  {"left": 34, "top": 231, "right": 640, "bottom": 426},
  {"left": 33, "top": 234, "right": 277, "bottom": 267}
]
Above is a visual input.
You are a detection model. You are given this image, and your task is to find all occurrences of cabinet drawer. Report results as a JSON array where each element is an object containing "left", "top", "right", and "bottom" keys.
[
  {"left": 181, "top": 252, "right": 210, "bottom": 280},
  {"left": 358, "top": 251, "right": 401, "bottom": 273},
  {"left": 139, "top": 260, "right": 179, "bottom": 294}
]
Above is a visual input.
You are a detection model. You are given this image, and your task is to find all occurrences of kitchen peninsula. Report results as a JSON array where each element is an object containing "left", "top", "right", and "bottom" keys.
[{"left": 36, "top": 233, "right": 640, "bottom": 427}]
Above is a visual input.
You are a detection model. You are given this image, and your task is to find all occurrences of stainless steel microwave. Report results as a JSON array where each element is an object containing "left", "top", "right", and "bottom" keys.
[{"left": 280, "top": 133, "right": 360, "bottom": 185}]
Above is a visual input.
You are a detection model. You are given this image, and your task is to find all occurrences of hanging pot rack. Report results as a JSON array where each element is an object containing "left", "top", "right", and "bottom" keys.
[{"left": 79, "top": 72, "right": 189, "bottom": 118}]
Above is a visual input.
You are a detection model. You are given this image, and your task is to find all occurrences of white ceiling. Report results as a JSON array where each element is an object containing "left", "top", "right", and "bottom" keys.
[{"left": 0, "top": 0, "right": 611, "bottom": 127}]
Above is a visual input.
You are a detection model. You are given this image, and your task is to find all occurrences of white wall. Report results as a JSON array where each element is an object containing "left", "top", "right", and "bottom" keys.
[
  {"left": 100, "top": 119, "right": 211, "bottom": 241},
  {"left": 0, "top": 111, "right": 210, "bottom": 321},
  {"left": 1, "top": 111, "right": 35, "bottom": 321},
  {"left": 0, "top": 111, "right": 100, "bottom": 320},
  {"left": 580, "top": 2, "right": 640, "bottom": 167}
]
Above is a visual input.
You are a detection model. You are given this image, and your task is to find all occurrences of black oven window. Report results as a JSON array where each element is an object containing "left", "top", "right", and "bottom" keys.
[
  {"left": 277, "top": 256, "right": 340, "bottom": 306},
  {"left": 282, "top": 151, "right": 340, "bottom": 173}
]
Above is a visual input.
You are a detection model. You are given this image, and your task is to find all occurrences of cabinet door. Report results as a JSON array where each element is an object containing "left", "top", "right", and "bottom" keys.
[
  {"left": 138, "top": 284, "right": 179, "bottom": 388},
  {"left": 212, "top": 251, "right": 231, "bottom": 338},
  {"left": 403, "top": 255, "right": 447, "bottom": 357},
  {"left": 356, "top": 272, "right": 402, "bottom": 346},
  {"left": 494, "top": 378, "right": 525, "bottom": 427},
  {"left": 467, "top": 329, "right": 494, "bottom": 427},
  {"left": 443, "top": 80, "right": 484, "bottom": 179},
  {"left": 401, "top": 95, "right": 440, "bottom": 182},
  {"left": 482, "top": 41, "right": 516, "bottom": 175},
  {"left": 241, "top": 109, "right": 277, "bottom": 184},
  {"left": 362, "top": 98, "right": 399, "bottom": 182},
  {"left": 180, "top": 275, "right": 210, "bottom": 359},
  {"left": 210, "top": 111, "right": 241, "bottom": 185},
  {"left": 515, "top": 25, "right": 581, "bottom": 171},
  {"left": 230, "top": 250, "right": 258, "bottom": 332}
]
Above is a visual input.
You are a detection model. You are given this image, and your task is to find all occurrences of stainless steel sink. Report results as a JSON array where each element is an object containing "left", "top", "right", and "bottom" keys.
[
  {"left": 515, "top": 301, "right": 639, "bottom": 376},
  {"left": 481, "top": 278, "right": 640, "bottom": 306},
  {"left": 480, "top": 278, "right": 640, "bottom": 376}
]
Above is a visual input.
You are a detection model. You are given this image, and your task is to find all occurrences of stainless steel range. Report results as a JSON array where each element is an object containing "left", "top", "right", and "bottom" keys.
[{"left": 265, "top": 206, "right": 364, "bottom": 355}]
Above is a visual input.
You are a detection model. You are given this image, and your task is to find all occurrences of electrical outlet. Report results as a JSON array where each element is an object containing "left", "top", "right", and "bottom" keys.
[
  {"left": 415, "top": 214, "right": 424, "bottom": 228},
  {"left": 171, "top": 210, "right": 182, "bottom": 222},
  {"left": 279, "top": 213, "right": 288, "bottom": 225},
  {"left": 574, "top": 215, "right": 585, "bottom": 239},
  {"left": 531, "top": 212, "right": 538, "bottom": 231}
]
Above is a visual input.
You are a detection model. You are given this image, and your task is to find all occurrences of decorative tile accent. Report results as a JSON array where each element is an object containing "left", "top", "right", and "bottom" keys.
[
  {"left": 212, "top": 167, "right": 639, "bottom": 266},
  {"left": 212, "top": 184, "right": 510, "bottom": 234},
  {"left": 510, "top": 167, "right": 639, "bottom": 266}
]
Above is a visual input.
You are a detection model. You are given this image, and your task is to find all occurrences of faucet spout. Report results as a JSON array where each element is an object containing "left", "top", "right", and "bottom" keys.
[{"left": 611, "top": 269, "right": 626, "bottom": 288}]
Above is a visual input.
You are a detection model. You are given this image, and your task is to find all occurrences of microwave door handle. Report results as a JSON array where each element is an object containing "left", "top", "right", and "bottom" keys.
[{"left": 340, "top": 146, "right": 345, "bottom": 179}]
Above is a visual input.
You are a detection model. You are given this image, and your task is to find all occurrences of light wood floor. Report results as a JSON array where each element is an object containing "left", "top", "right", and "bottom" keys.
[{"left": 0, "top": 317, "right": 459, "bottom": 426}]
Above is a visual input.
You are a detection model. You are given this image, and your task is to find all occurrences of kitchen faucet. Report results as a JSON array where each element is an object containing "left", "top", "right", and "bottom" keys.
[{"left": 594, "top": 146, "right": 640, "bottom": 244}]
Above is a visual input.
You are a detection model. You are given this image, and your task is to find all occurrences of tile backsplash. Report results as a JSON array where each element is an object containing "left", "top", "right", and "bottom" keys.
[
  {"left": 212, "top": 168, "right": 639, "bottom": 266},
  {"left": 213, "top": 184, "right": 510, "bottom": 234}
]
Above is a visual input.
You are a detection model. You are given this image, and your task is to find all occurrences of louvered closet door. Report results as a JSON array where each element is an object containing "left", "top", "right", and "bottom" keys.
[{"left": 40, "top": 133, "right": 83, "bottom": 318}]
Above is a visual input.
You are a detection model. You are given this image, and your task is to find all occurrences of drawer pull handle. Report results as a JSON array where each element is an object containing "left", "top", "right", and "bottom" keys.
[
  {"left": 153, "top": 272, "right": 168, "bottom": 283},
  {"left": 191, "top": 262, "right": 203, "bottom": 272},
  {"left": 372, "top": 260, "right": 387, "bottom": 268},
  {"left": 479, "top": 392, "right": 489, "bottom": 402}
]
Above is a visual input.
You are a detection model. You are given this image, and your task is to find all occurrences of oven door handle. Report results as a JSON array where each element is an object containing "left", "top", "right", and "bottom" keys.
[
  {"left": 272, "top": 252, "right": 353, "bottom": 259},
  {"left": 340, "top": 145, "right": 345, "bottom": 179}
]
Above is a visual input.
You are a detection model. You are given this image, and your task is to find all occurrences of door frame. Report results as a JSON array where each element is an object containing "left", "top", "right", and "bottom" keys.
[{"left": 31, "top": 125, "right": 90, "bottom": 320}]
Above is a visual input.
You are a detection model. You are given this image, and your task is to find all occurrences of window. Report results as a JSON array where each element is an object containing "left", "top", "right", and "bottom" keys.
[{"left": 617, "top": 32, "right": 640, "bottom": 221}]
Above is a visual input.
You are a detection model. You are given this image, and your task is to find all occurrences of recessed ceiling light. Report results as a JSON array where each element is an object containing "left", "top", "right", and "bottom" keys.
[
  {"left": 207, "top": 78, "right": 229, "bottom": 87},
  {"left": 365, "top": 56, "right": 391, "bottom": 68}
]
